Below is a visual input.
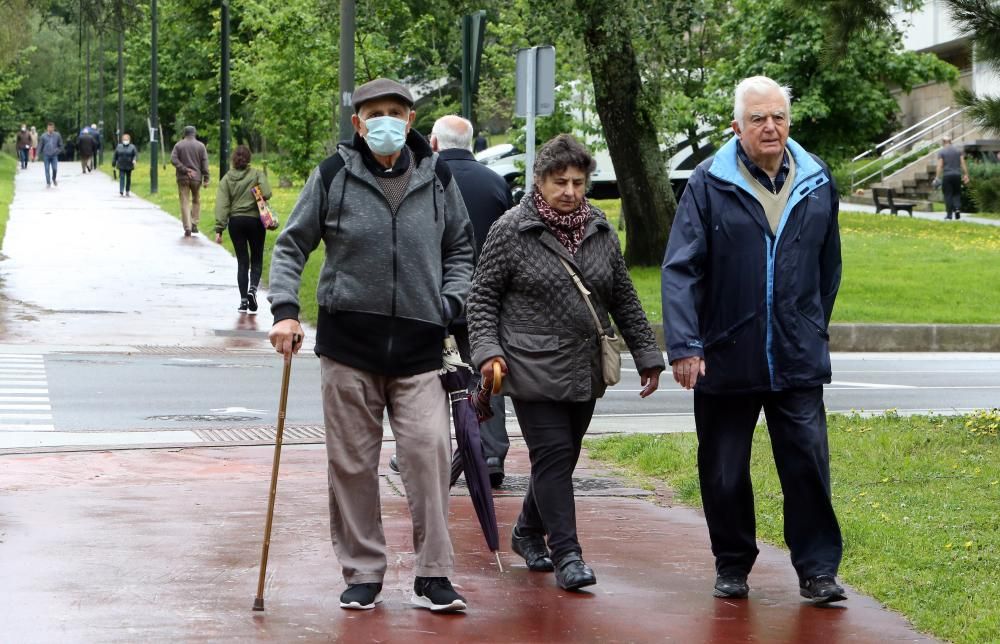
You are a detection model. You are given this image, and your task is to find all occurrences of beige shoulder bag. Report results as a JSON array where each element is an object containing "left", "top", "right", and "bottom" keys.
[{"left": 558, "top": 257, "right": 624, "bottom": 386}]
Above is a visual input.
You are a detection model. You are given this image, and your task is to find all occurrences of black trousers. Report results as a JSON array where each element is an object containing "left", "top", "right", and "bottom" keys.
[
  {"left": 228, "top": 216, "right": 265, "bottom": 298},
  {"left": 942, "top": 174, "right": 962, "bottom": 217},
  {"left": 450, "top": 323, "right": 508, "bottom": 468},
  {"left": 693, "top": 386, "right": 842, "bottom": 582},
  {"left": 513, "top": 398, "right": 596, "bottom": 564}
]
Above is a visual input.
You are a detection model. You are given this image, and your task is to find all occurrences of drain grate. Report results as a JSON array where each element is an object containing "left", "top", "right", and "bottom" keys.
[
  {"left": 195, "top": 425, "right": 326, "bottom": 442},
  {"left": 453, "top": 473, "right": 647, "bottom": 497},
  {"left": 146, "top": 414, "right": 264, "bottom": 422}
]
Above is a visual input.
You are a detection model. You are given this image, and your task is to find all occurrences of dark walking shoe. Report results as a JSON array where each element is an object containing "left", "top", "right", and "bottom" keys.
[
  {"left": 192, "top": 225, "right": 199, "bottom": 234},
  {"left": 238, "top": 299, "right": 249, "bottom": 313},
  {"left": 184, "top": 229, "right": 192, "bottom": 237},
  {"left": 713, "top": 574, "right": 750, "bottom": 599},
  {"left": 247, "top": 287, "right": 259, "bottom": 314},
  {"left": 511, "top": 525, "right": 554, "bottom": 572},
  {"left": 411, "top": 577, "right": 467, "bottom": 612},
  {"left": 486, "top": 457, "right": 504, "bottom": 488},
  {"left": 339, "top": 582, "right": 382, "bottom": 610},
  {"left": 800, "top": 575, "right": 846, "bottom": 604},
  {"left": 554, "top": 553, "right": 596, "bottom": 591},
  {"left": 388, "top": 454, "right": 400, "bottom": 474}
]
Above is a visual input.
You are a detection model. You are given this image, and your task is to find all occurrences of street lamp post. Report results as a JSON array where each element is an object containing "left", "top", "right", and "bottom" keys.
[
  {"left": 338, "top": 0, "right": 355, "bottom": 142},
  {"left": 150, "top": 0, "right": 159, "bottom": 193},
  {"left": 220, "top": 0, "right": 231, "bottom": 178}
]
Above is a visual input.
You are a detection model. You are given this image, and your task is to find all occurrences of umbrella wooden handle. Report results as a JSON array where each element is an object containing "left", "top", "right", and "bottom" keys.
[{"left": 491, "top": 361, "right": 503, "bottom": 395}]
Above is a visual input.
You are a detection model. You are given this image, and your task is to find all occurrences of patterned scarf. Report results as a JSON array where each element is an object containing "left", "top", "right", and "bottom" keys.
[{"left": 533, "top": 191, "right": 591, "bottom": 255}]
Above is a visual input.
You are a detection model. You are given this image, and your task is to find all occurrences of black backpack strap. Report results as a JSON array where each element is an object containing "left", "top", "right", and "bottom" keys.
[{"left": 319, "top": 152, "right": 346, "bottom": 194}]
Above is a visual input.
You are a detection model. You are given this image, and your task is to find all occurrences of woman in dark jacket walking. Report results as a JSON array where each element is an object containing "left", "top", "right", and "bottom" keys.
[
  {"left": 112, "top": 133, "right": 138, "bottom": 196},
  {"left": 467, "top": 134, "right": 665, "bottom": 591},
  {"left": 215, "top": 145, "right": 272, "bottom": 314}
]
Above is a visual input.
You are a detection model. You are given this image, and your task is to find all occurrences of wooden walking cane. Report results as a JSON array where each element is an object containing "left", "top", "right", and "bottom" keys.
[{"left": 253, "top": 334, "right": 299, "bottom": 612}]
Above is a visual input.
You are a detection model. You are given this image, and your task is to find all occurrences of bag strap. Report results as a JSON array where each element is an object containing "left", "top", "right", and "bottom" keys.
[{"left": 558, "top": 257, "right": 606, "bottom": 337}]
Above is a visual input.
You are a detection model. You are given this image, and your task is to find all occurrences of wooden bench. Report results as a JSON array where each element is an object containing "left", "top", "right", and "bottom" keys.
[{"left": 872, "top": 187, "right": 915, "bottom": 216}]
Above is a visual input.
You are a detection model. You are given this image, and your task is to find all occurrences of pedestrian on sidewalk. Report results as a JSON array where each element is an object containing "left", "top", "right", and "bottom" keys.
[
  {"left": 215, "top": 145, "right": 270, "bottom": 314},
  {"left": 935, "top": 135, "right": 970, "bottom": 220},
  {"left": 112, "top": 133, "right": 138, "bottom": 196},
  {"left": 267, "top": 78, "right": 475, "bottom": 613},
  {"left": 90, "top": 123, "right": 102, "bottom": 166},
  {"left": 467, "top": 134, "right": 664, "bottom": 592},
  {"left": 39, "top": 122, "right": 64, "bottom": 187},
  {"left": 662, "top": 75, "right": 846, "bottom": 604},
  {"left": 170, "top": 125, "right": 210, "bottom": 236},
  {"left": 15, "top": 124, "right": 31, "bottom": 169},
  {"left": 389, "top": 114, "right": 513, "bottom": 487},
  {"left": 77, "top": 129, "right": 97, "bottom": 173},
  {"left": 29, "top": 126, "right": 38, "bottom": 162}
]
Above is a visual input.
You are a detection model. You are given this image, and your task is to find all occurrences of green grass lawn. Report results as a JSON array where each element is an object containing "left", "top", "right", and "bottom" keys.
[
  {"left": 0, "top": 154, "right": 16, "bottom": 244},
  {"left": 586, "top": 410, "right": 1000, "bottom": 644},
  {"left": 108, "top": 162, "right": 1000, "bottom": 326}
]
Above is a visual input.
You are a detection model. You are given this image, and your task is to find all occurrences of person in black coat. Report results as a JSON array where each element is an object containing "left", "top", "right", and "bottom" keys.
[{"left": 662, "top": 75, "right": 845, "bottom": 605}]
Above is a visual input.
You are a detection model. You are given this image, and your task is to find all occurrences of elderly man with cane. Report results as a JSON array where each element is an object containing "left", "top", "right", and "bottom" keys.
[
  {"left": 662, "top": 75, "right": 846, "bottom": 603},
  {"left": 267, "top": 78, "right": 475, "bottom": 613}
]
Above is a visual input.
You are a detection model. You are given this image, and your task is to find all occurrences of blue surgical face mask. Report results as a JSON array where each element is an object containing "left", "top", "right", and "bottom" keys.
[{"left": 364, "top": 116, "right": 408, "bottom": 155}]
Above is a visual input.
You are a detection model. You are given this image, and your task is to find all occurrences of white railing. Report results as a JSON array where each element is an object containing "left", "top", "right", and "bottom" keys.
[{"left": 850, "top": 107, "right": 972, "bottom": 192}]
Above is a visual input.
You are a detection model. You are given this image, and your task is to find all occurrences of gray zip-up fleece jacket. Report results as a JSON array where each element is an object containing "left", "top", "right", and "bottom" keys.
[
  {"left": 467, "top": 194, "right": 665, "bottom": 401},
  {"left": 268, "top": 130, "right": 475, "bottom": 376},
  {"left": 39, "top": 132, "right": 64, "bottom": 157}
]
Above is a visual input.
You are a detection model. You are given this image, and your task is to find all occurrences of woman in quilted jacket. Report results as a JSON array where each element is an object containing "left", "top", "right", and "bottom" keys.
[{"left": 467, "top": 134, "right": 665, "bottom": 592}]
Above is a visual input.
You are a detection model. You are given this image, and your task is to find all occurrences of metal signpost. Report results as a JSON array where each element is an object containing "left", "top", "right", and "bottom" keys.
[
  {"left": 338, "top": 0, "right": 356, "bottom": 142},
  {"left": 220, "top": 0, "right": 231, "bottom": 178},
  {"left": 514, "top": 45, "right": 555, "bottom": 193},
  {"left": 150, "top": 0, "right": 159, "bottom": 194}
]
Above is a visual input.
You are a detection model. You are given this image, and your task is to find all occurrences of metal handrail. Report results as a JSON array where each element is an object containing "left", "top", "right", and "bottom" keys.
[
  {"left": 849, "top": 107, "right": 972, "bottom": 191},
  {"left": 880, "top": 123, "right": 981, "bottom": 185},
  {"left": 851, "top": 106, "right": 952, "bottom": 163}
]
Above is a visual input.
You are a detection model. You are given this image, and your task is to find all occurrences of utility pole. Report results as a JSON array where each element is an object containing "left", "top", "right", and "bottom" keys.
[
  {"left": 98, "top": 32, "right": 104, "bottom": 165},
  {"left": 86, "top": 26, "right": 91, "bottom": 125},
  {"left": 220, "top": 0, "right": 231, "bottom": 178},
  {"left": 150, "top": 0, "right": 159, "bottom": 193},
  {"left": 117, "top": 25, "right": 124, "bottom": 145},
  {"left": 338, "top": 0, "right": 355, "bottom": 142}
]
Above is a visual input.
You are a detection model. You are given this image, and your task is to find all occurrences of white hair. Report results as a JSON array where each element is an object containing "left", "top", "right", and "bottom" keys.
[
  {"left": 431, "top": 115, "right": 474, "bottom": 151},
  {"left": 733, "top": 76, "right": 793, "bottom": 128}
]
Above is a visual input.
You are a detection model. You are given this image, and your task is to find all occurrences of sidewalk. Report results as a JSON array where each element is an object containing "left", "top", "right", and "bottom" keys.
[
  {"left": 0, "top": 443, "right": 937, "bottom": 643},
  {"left": 0, "top": 162, "right": 295, "bottom": 351},
  {"left": 839, "top": 198, "right": 1000, "bottom": 226}
]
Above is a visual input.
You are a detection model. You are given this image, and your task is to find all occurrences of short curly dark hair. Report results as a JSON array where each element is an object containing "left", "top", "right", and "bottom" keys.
[
  {"left": 232, "top": 145, "right": 252, "bottom": 170},
  {"left": 532, "top": 134, "right": 596, "bottom": 184}
]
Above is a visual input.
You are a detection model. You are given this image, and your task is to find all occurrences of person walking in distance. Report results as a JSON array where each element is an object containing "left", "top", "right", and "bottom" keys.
[
  {"left": 935, "top": 136, "right": 970, "bottom": 220},
  {"left": 662, "top": 75, "right": 846, "bottom": 604},
  {"left": 389, "top": 114, "right": 513, "bottom": 487},
  {"left": 112, "top": 133, "right": 138, "bottom": 197},
  {"left": 29, "top": 126, "right": 38, "bottom": 162},
  {"left": 39, "top": 122, "right": 64, "bottom": 188},
  {"left": 15, "top": 124, "right": 31, "bottom": 169},
  {"left": 215, "top": 145, "right": 271, "bottom": 314},
  {"left": 77, "top": 128, "right": 97, "bottom": 173},
  {"left": 267, "top": 78, "right": 475, "bottom": 613},
  {"left": 170, "top": 125, "right": 210, "bottom": 236}
]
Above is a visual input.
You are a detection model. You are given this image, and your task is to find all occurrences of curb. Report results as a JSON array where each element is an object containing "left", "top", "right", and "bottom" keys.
[{"left": 651, "top": 323, "right": 1000, "bottom": 353}]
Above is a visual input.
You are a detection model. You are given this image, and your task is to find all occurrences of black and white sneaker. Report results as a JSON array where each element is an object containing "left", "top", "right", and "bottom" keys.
[
  {"left": 411, "top": 577, "right": 467, "bottom": 612},
  {"left": 247, "top": 288, "right": 259, "bottom": 315},
  {"left": 238, "top": 299, "right": 249, "bottom": 313},
  {"left": 339, "top": 582, "right": 382, "bottom": 610}
]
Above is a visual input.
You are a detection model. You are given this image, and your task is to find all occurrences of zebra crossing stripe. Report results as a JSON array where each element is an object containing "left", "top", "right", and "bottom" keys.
[{"left": 0, "top": 353, "right": 52, "bottom": 432}]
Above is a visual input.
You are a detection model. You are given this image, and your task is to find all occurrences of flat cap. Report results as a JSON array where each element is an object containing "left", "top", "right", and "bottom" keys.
[{"left": 352, "top": 78, "right": 414, "bottom": 112}]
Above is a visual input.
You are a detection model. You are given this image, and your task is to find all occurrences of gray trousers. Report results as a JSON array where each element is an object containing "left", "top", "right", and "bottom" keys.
[{"left": 320, "top": 357, "right": 455, "bottom": 584}]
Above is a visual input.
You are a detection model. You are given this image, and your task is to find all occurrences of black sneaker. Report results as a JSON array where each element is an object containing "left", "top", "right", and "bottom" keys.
[
  {"left": 238, "top": 299, "right": 249, "bottom": 313},
  {"left": 411, "top": 577, "right": 467, "bottom": 612},
  {"left": 800, "top": 575, "right": 846, "bottom": 604},
  {"left": 191, "top": 225, "right": 199, "bottom": 234},
  {"left": 511, "top": 525, "right": 554, "bottom": 572},
  {"left": 247, "top": 288, "right": 259, "bottom": 314},
  {"left": 339, "top": 582, "right": 382, "bottom": 610},
  {"left": 388, "top": 454, "right": 400, "bottom": 474},
  {"left": 714, "top": 574, "right": 750, "bottom": 598}
]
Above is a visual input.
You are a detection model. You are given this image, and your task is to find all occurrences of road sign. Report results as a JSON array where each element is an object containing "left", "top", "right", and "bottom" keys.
[{"left": 515, "top": 45, "right": 555, "bottom": 118}]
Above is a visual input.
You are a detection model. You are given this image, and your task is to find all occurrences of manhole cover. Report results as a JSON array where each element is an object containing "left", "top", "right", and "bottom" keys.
[{"left": 453, "top": 473, "right": 646, "bottom": 496}]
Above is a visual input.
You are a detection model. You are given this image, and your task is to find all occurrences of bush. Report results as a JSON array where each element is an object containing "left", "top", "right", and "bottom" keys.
[{"left": 967, "top": 161, "right": 1000, "bottom": 213}]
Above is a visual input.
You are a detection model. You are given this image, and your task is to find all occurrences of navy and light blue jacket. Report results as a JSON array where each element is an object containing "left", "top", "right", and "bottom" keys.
[{"left": 661, "top": 136, "right": 842, "bottom": 394}]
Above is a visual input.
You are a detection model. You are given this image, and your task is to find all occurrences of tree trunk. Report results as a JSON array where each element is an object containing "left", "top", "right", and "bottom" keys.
[{"left": 574, "top": 0, "right": 675, "bottom": 266}]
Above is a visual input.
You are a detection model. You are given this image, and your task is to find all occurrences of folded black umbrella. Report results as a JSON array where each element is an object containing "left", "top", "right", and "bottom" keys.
[{"left": 439, "top": 358, "right": 503, "bottom": 572}]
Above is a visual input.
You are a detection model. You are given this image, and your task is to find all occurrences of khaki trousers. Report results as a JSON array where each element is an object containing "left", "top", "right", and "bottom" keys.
[
  {"left": 177, "top": 180, "right": 202, "bottom": 232},
  {"left": 320, "top": 357, "right": 454, "bottom": 584}
]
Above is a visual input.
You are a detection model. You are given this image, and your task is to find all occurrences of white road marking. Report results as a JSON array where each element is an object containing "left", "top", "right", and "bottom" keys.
[
  {"left": 0, "top": 413, "right": 54, "bottom": 420},
  {"left": 0, "top": 353, "right": 53, "bottom": 432},
  {"left": 0, "top": 404, "right": 51, "bottom": 411},
  {"left": 0, "top": 424, "right": 55, "bottom": 431},
  {"left": 0, "top": 396, "right": 49, "bottom": 402},
  {"left": 0, "top": 381, "right": 49, "bottom": 386},
  {"left": 0, "top": 388, "right": 49, "bottom": 394},
  {"left": 831, "top": 380, "right": 916, "bottom": 389}
]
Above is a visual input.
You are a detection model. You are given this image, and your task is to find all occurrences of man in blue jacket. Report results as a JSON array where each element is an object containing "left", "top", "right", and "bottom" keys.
[{"left": 662, "top": 76, "right": 845, "bottom": 604}]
